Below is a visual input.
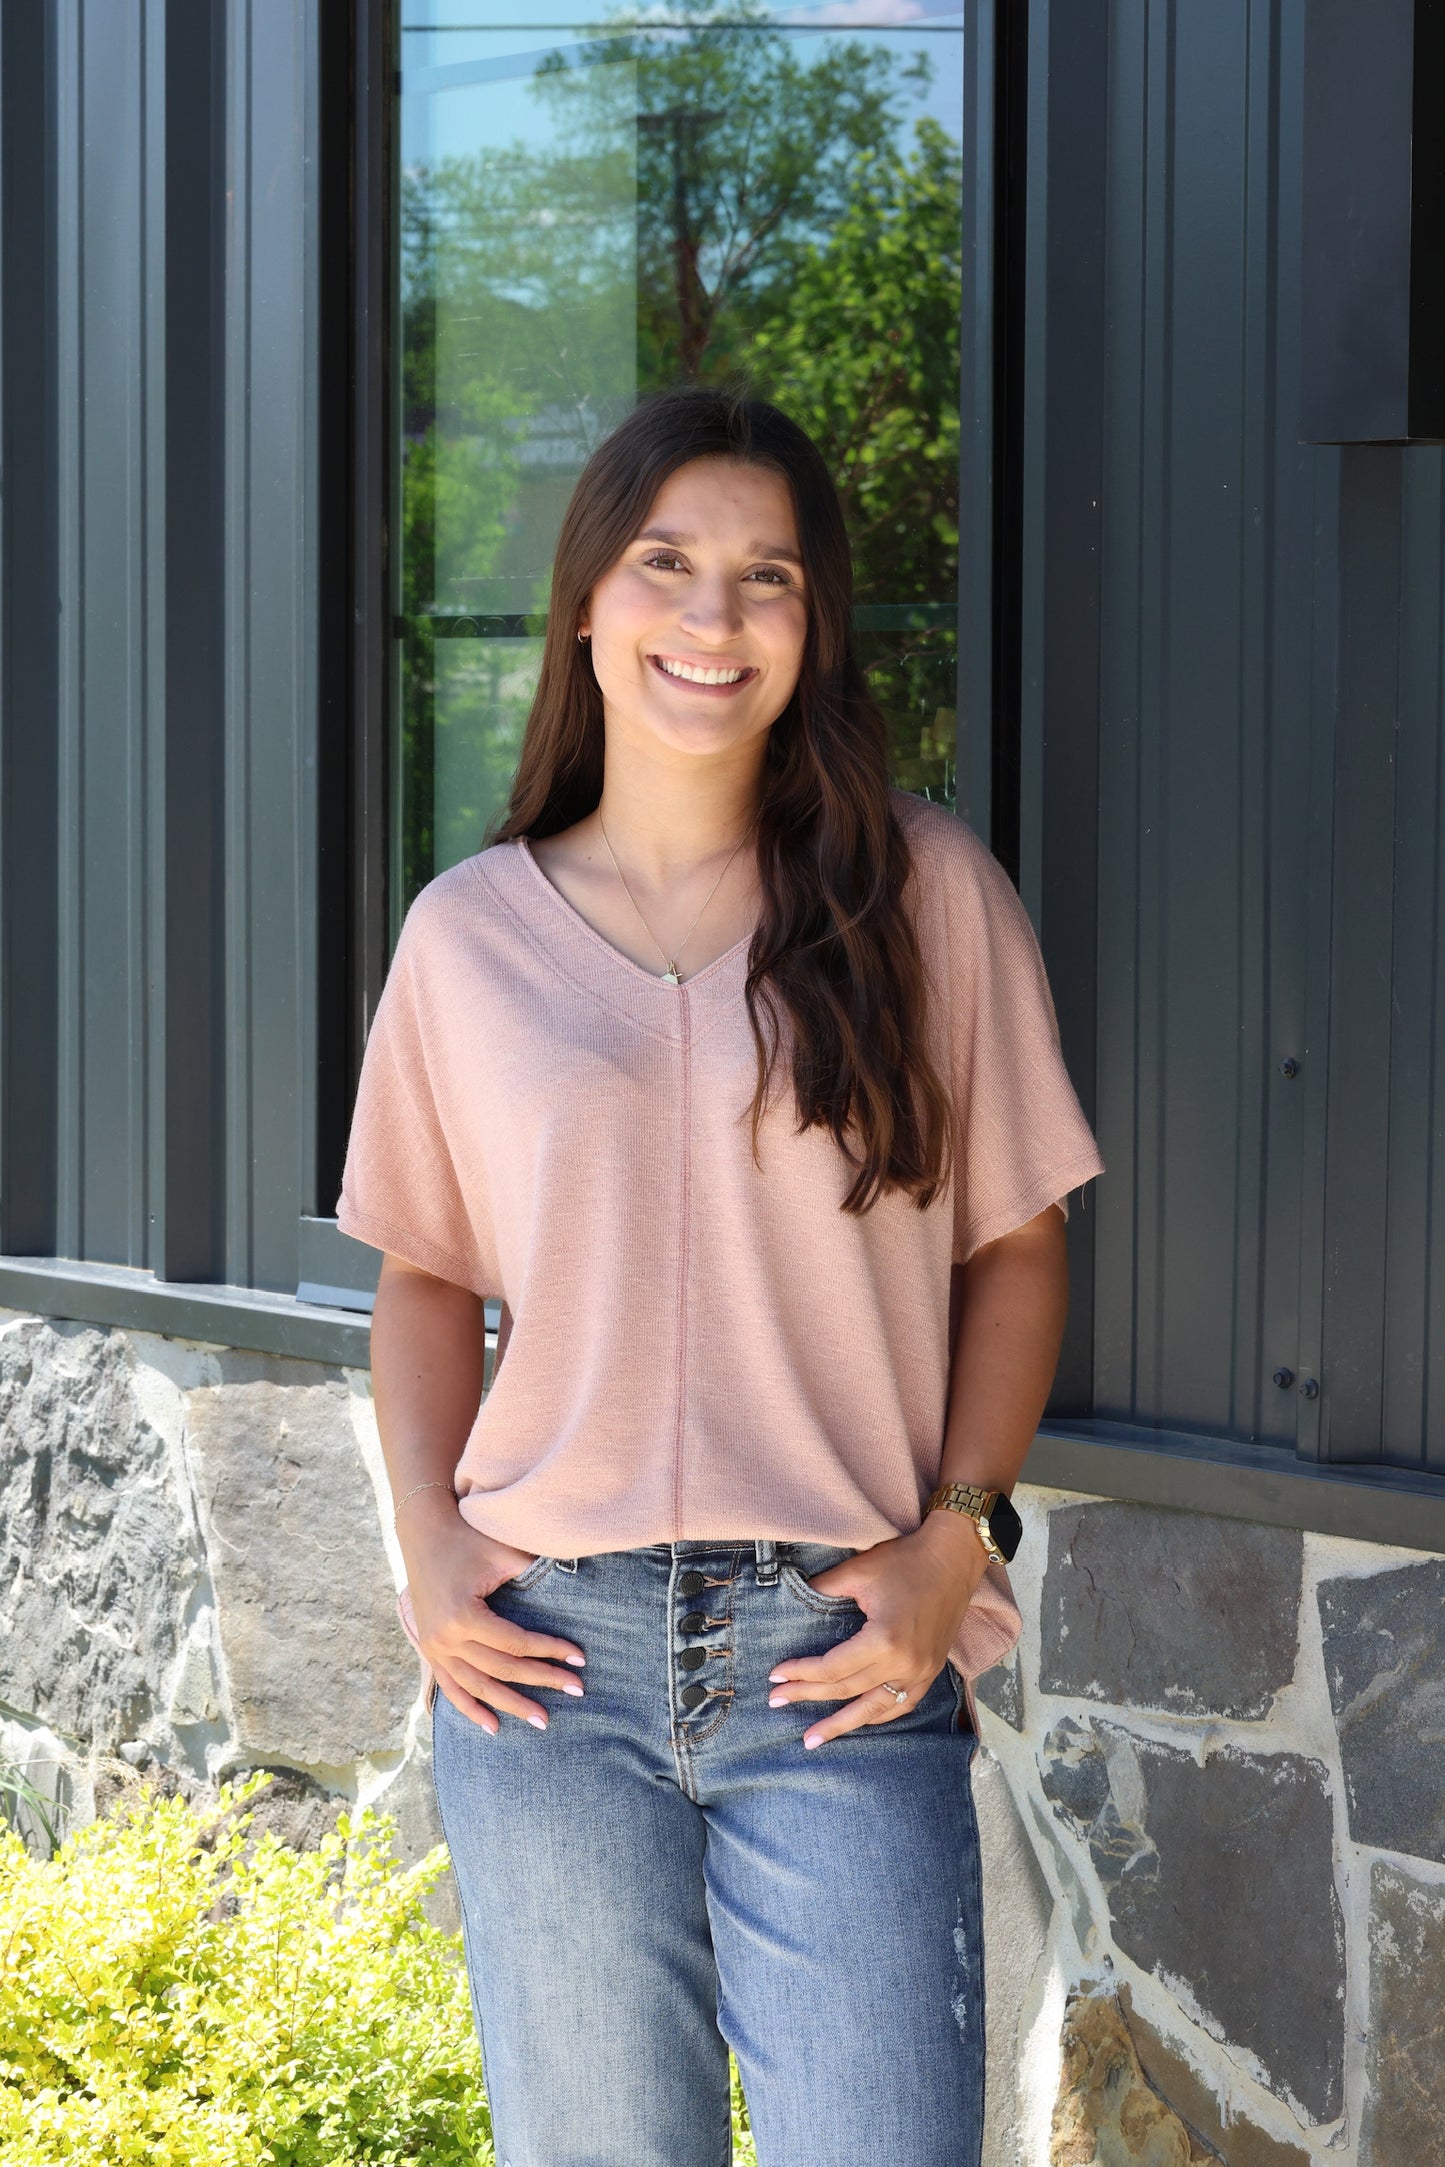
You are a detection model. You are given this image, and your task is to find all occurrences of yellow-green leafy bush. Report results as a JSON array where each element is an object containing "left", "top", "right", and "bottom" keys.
[{"left": 0, "top": 1769, "right": 491, "bottom": 2165}]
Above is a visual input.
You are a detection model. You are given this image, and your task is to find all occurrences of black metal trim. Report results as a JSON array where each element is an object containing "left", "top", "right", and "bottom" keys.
[
  {"left": 989, "top": 0, "right": 1028, "bottom": 882},
  {"left": 0, "top": 0, "right": 60, "bottom": 1258},
  {"left": 161, "top": 0, "right": 227, "bottom": 1281},
  {"left": 353, "top": 0, "right": 395, "bottom": 1049},
  {"left": 314, "top": 0, "right": 395, "bottom": 1233}
]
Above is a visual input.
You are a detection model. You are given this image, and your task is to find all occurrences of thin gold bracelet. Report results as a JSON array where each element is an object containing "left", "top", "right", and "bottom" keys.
[{"left": 392, "top": 1478, "right": 454, "bottom": 1534}]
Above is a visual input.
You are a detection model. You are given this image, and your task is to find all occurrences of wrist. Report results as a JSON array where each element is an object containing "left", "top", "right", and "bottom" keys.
[
  {"left": 393, "top": 1480, "right": 462, "bottom": 1553},
  {"left": 910, "top": 1504, "right": 992, "bottom": 1584}
]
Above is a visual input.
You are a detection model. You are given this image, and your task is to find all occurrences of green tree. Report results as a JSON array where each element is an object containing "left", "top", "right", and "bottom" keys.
[
  {"left": 746, "top": 116, "right": 961, "bottom": 602},
  {"left": 397, "top": 6, "right": 962, "bottom": 897},
  {"left": 536, "top": 0, "right": 931, "bottom": 388},
  {"left": 744, "top": 115, "right": 963, "bottom": 798}
]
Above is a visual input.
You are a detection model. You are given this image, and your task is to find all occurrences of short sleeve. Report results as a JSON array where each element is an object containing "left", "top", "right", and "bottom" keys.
[
  {"left": 334, "top": 899, "right": 496, "bottom": 1298},
  {"left": 911, "top": 804, "right": 1106, "bottom": 1266}
]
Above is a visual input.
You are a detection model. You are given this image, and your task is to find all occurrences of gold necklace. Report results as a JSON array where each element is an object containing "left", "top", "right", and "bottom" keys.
[{"left": 597, "top": 811, "right": 758, "bottom": 985}]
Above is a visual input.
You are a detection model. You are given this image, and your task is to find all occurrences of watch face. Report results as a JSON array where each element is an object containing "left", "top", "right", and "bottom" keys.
[{"left": 985, "top": 1491, "right": 1023, "bottom": 1563}]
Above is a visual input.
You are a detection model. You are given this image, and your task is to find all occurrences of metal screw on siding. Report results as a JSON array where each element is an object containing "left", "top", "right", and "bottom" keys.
[
  {"left": 1299, "top": 1375, "right": 1320, "bottom": 1400},
  {"left": 1273, "top": 1367, "right": 1295, "bottom": 1389},
  {"left": 1280, "top": 1057, "right": 1300, "bottom": 1078}
]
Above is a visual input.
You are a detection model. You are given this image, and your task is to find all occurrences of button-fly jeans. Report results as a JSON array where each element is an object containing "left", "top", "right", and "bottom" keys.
[{"left": 428, "top": 1538, "right": 986, "bottom": 2167}]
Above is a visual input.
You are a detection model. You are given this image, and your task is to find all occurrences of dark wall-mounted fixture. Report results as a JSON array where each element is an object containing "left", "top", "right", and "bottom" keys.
[{"left": 1300, "top": 0, "right": 1445, "bottom": 444}]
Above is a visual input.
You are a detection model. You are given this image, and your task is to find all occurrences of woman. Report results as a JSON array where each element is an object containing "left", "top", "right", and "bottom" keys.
[{"left": 337, "top": 389, "right": 1104, "bottom": 2166}]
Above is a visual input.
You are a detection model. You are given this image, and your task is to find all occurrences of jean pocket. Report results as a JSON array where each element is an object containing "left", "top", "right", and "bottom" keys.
[
  {"left": 497, "top": 1553, "right": 554, "bottom": 1593},
  {"left": 778, "top": 1543, "right": 863, "bottom": 1614}
]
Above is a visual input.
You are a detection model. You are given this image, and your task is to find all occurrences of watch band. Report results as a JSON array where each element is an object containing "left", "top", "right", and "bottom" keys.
[{"left": 926, "top": 1480, "right": 1008, "bottom": 1564}]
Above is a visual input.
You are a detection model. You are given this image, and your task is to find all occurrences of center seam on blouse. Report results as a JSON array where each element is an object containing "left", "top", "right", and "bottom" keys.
[{"left": 671, "top": 982, "right": 693, "bottom": 1540}]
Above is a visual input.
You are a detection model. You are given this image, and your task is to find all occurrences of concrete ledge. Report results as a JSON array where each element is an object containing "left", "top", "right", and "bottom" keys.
[
  {"left": 0, "top": 1256, "right": 373, "bottom": 1368},
  {"left": 1030, "top": 1421, "right": 1445, "bottom": 1554}
]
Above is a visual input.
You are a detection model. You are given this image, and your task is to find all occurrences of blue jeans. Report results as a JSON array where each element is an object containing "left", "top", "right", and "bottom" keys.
[{"left": 429, "top": 1538, "right": 986, "bottom": 2167}]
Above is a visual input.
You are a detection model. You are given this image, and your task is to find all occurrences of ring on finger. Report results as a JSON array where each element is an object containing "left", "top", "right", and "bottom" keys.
[{"left": 879, "top": 1680, "right": 909, "bottom": 1705}]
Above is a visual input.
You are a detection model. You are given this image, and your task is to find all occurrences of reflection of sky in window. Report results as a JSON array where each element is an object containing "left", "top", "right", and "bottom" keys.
[{"left": 401, "top": 8, "right": 963, "bottom": 163}]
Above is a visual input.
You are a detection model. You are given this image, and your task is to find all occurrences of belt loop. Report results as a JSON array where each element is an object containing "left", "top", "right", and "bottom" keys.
[
  {"left": 556, "top": 1556, "right": 578, "bottom": 1574},
  {"left": 754, "top": 1539, "right": 779, "bottom": 1586}
]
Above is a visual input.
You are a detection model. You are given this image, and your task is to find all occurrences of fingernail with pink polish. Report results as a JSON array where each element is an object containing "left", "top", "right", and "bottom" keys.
[
  {"left": 562, "top": 1680, "right": 585, "bottom": 1696},
  {"left": 528, "top": 1714, "right": 547, "bottom": 1730}
]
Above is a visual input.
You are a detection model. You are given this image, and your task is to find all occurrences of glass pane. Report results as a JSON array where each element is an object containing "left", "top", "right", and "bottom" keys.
[{"left": 397, "top": 1, "right": 966, "bottom": 926}]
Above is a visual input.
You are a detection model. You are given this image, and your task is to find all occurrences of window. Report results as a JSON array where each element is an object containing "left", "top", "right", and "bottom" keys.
[{"left": 394, "top": 1, "right": 968, "bottom": 931}]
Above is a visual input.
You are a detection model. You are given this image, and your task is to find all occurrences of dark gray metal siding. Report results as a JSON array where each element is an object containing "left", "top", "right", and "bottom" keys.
[
  {"left": 0, "top": 0, "right": 322, "bottom": 1298},
  {"left": 1028, "top": 0, "right": 1445, "bottom": 1473},
  {"left": 1319, "top": 451, "right": 1445, "bottom": 1474}
]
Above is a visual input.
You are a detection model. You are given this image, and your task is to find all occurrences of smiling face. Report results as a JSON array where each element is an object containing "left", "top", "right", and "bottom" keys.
[{"left": 579, "top": 456, "right": 808, "bottom": 764}]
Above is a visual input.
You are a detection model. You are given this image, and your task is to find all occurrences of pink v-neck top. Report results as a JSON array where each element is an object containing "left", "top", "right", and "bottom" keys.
[{"left": 336, "top": 789, "right": 1105, "bottom": 1706}]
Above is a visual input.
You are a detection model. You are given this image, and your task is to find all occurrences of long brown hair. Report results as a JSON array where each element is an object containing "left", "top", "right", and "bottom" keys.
[{"left": 490, "top": 388, "right": 953, "bottom": 1216}]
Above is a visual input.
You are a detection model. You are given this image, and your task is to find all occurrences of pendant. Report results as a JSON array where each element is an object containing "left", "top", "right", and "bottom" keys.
[{"left": 662, "top": 964, "right": 680, "bottom": 985}]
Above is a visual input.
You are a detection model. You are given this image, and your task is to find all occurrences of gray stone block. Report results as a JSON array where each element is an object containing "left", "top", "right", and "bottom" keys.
[
  {"left": 974, "top": 1647, "right": 1024, "bottom": 1730},
  {"left": 1360, "top": 1859, "right": 1445, "bottom": 2167},
  {"left": 1041, "top": 1503, "right": 1302, "bottom": 1719},
  {"left": 0, "top": 1319, "right": 198, "bottom": 1749},
  {"left": 1041, "top": 1718, "right": 1344, "bottom": 2125},
  {"left": 1318, "top": 1558, "right": 1445, "bottom": 1862},
  {"left": 185, "top": 1355, "right": 417, "bottom": 1767},
  {"left": 972, "top": 1749, "right": 1054, "bottom": 2167}
]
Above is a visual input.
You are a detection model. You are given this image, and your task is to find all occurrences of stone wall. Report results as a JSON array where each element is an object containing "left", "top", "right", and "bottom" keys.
[
  {"left": 978, "top": 1485, "right": 1445, "bottom": 2165},
  {"left": 0, "top": 1308, "right": 455, "bottom": 1928},
  {"left": 2, "top": 1305, "right": 1440, "bottom": 2162}
]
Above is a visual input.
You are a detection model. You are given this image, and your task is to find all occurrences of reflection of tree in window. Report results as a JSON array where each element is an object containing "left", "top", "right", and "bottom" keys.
[
  {"left": 397, "top": 1, "right": 963, "bottom": 902},
  {"left": 535, "top": 5, "right": 960, "bottom": 795}
]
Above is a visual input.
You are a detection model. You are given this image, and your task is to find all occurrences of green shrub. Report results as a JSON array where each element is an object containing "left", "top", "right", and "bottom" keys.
[
  {"left": 0, "top": 1769, "right": 489, "bottom": 2164},
  {"left": 0, "top": 1766, "right": 762, "bottom": 2164}
]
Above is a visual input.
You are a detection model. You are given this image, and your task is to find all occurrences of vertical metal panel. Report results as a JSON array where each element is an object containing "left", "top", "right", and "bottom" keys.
[
  {"left": 1315, "top": 452, "right": 1401, "bottom": 1459},
  {"left": 1046, "top": 0, "right": 1340, "bottom": 1445},
  {"left": 51, "top": 2, "right": 157, "bottom": 1266},
  {"left": 0, "top": 0, "right": 61, "bottom": 1258},
  {"left": 0, "top": 0, "right": 320, "bottom": 1299},
  {"left": 1416, "top": 464, "right": 1445, "bottom": 1475},
  {"left": 53, "top": 0, "right": 82, "bottom": 1255},
  {"left": 222, "top": 0, "right": 319, "bottom": 1292},
  {"left": 1020, "top": 0, "right": 1108, "bottom": 1411},
  {"left": 1258, "top": 0, "right": 1337, "bottom": 1460},
  {"left": 1313, "top": 450, "right": 1445, "bottom": 1473},
  {"left": 1383, "top": 456, "right": 1445, "bottom": 1469},
  {"left": 1299, "top": 0, "right": 1445, "bottom": 445}
]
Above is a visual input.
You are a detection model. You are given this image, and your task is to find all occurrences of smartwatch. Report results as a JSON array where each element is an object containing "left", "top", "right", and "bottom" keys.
[{"left": 925, "top": 1480, "right": 1023, "bottom": 1565}]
